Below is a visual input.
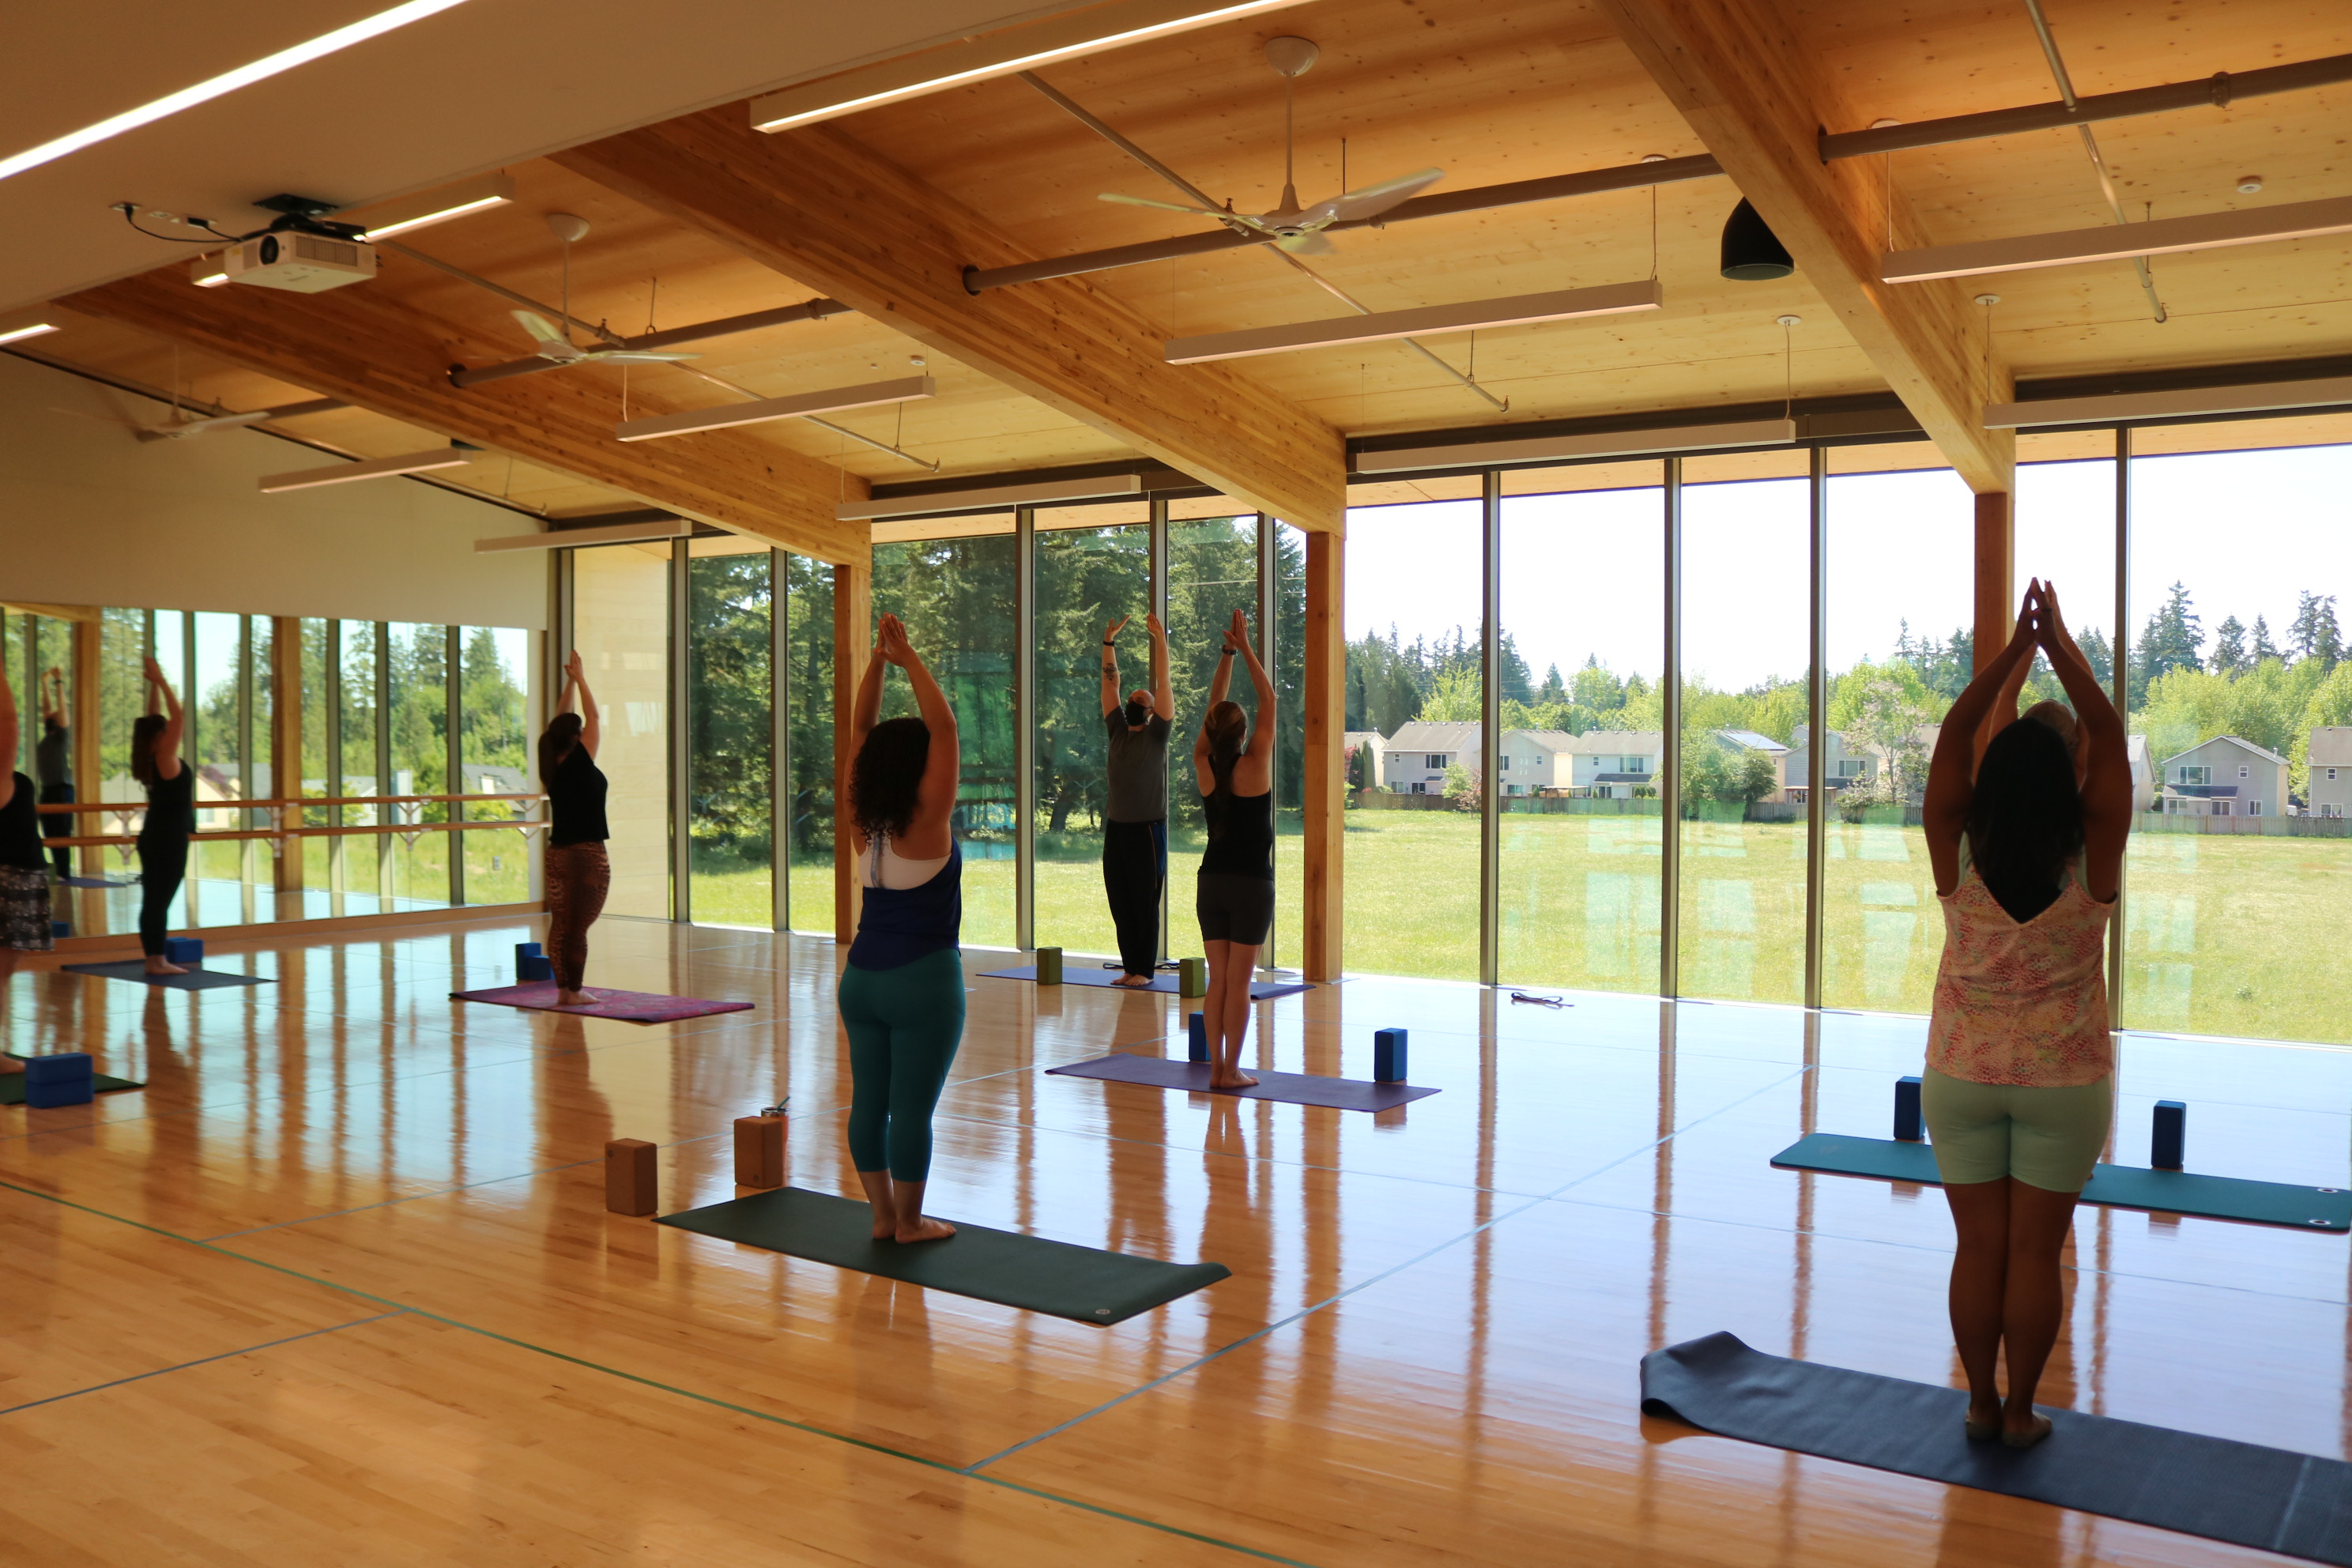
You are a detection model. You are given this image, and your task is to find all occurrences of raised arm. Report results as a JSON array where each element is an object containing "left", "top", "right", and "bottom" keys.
[
  {"left": 0, "top": 663, "right": 17, "bottom": 812},
  {"left": 1922, "top": 584, "right": 2041, "bottom": 895},
  {"left": 2036, "top": 582, "right": 2132, "bottom": 900},
  {"left": 850, "top": 632, "right": 887, "bottom": 755},
  {"left": 560, "top": 650, "right": 601, "bottom": 759},
  {"left": 142, "top": 657, "right": 185, "bottom": 782},
  {"left": 1148, "top": 610, "right": 1174, "bottom": 722},
  {"left": 41, "top": 667, "right": 66, "bottom": 726},
  {"left": 877, "top": 614, "right": 960, "bottom": 840},
  {"left": 1235, "top": 620, "right": 1276, "bottom": 760},
  {"left": 1100, "top": 616, "right": 1127, "bottom": 717},
  {"left": 1984, "top": 637, "right": 2037, "bottom": 760}
]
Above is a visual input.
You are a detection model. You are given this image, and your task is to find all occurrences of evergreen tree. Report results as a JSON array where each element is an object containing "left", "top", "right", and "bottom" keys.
[
  {"left": 1535, "top": 663, "right": 1567, "bottom": 706},
  {"left": 2290, "top": 590, "right": 2343, "bottom": 668},
  {"left": 2252, "top": 615, "right": 2282, "bottom": 664},
  {"left": 2210, "top": 616, "right": 2248, "bottom": 677},
  {"left": 2075, "top": 625, "right": 2113, "bottom": 685},
  {"left": 2134, "top": 581, "right": 2204, "bottom": 685}
]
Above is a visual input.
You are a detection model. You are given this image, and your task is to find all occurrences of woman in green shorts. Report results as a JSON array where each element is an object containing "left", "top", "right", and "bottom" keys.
[{"left": 1920, "top": 579, "right": 2132, "bottom": 1450}]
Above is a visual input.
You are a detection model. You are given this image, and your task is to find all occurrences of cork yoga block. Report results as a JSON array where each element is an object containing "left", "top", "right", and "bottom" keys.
[{"left": 604, "top": 1138, "right": 658, "bottom": 1216}]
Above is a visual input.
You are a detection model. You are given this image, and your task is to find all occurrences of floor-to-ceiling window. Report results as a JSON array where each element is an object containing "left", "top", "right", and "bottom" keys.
[
  {"left": 571, "top": 545, "right": 672, "bottom": 919},
  {"left": 462, "top": 624, "right": 532, "bottom": 907},
  {"left": 1268, "top": 519, "right": 1306, "bottom": 971},
  {"left": 784, "top": 553, "right": 835, "bottom": 933},
  {"left": 386, "top": 621, "right": 451, "bottom": 906},
  {"left": 686, "top": 539, "right": 774, "bottom": 929},
  {"left": 1342, "top": 499, "right": 1483, "bottom": 981},
  {"left": 1497, "top": 463, "right": 1666, "bottom": 991},
  {"left": 1819, "top": 450, "right": 1973, "bottom": 1012},
  {"left": 1031, "top": 504, "right": 1150, "bottom": 960},
  {"left": 1676, "top": 452, "right": 1811, "bottom": 1004}
]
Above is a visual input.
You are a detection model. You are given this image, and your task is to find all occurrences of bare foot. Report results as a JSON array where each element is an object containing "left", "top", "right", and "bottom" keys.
[
  {"left": 894, "top": 1216, "right": 956, "bottom": 1243},
  {"left": 1110, "top": 973, "right": 1153, "bottom": 989},
  {"left": 145, "top": 959, "right": 189, "bottom": 976},
  {"left": 1210, "top": 1071, "right": 1259, "bottom": 1091},
  {"left": 869, "top": 1203, "right": 899, "bottom": 1240},
  {"left": 556, "top": 989, "right": 596, "bottom": 1007}
]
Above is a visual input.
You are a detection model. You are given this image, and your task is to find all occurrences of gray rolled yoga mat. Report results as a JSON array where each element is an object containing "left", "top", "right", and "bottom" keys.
[
  {"left": 1047, "top": 1051, "right": 1440, "bottom": 1110},
  {"left": 656, "top": 1186, "right": 1229, "bottom": 1325},
  {"left": 1773, "top": 1132, "right": 2352, "bottom": 1231},
  {"left": 1641, "top": 1332, "right": 2352, "bottom": 1565}
]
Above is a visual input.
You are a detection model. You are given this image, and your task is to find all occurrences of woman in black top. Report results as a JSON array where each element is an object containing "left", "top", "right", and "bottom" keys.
[
  {"left": 1192, "top": 609, "right": 1277, "bottom": 1090},
  {"left": 540, "top": 650, "right": 609, "bottom": 1007},
  {"left": 131, "top": 657, "right": 193, "bottom": 975},
  {"left": 0, "top": 662, "right": 55, "bottom": 1070},
  {"left": 38, "top": 666, "right": 72, "bottom": 880}
]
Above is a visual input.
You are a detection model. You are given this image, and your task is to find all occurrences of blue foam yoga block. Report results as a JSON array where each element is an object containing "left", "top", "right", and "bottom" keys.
[
  {"left": 162, "top": 936, "right": 203, "bottom": 965},
  {"left": 1187, "top": 1012, "right": 1208, "bottom": 1063},
  {"left": 1894, "top": 1076, "right": 1924, "bottom": 1143},
  {"left": 516, "top": 941, "right": 544, "bottom": 959},
  {"left": 25, "top": 1052, "right": 93, "bottom": 1109},
  {"left": 2152, "top": 1099, "right": 2187, "bottom": 1170},
  {"left": 518, "top": 953, "right": 554, "bottom": 982},
  {"left": 50, "top": 920, "right": 70, "bottom": 939},
  {"left": 1374, "top": 1027, "right": 1407, "bottom": 1084}
]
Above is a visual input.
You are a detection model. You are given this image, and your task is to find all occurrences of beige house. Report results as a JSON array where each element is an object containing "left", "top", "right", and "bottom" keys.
[{"left": 2309, "top": 728, "right": 2352, "bottom": 818}]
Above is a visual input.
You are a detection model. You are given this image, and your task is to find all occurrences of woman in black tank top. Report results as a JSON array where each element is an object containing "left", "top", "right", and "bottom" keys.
[
  {"left": 131, "top": 658, "right": 193, "bottom": 975},
  {"left": 0, "top": 663, "right": 55, "bottom": 1069},
  {"left": 1191, "top": 609, "right": 1277, "bottom": 1090}
]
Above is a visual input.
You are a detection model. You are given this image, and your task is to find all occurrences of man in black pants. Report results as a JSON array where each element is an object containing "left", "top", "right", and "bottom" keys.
[
  {"left": 36, "top": 667, "right": 72, "bottom": 880},
  {"left": 1101, "top": 611, "right": 1174, "bottom": 988}
]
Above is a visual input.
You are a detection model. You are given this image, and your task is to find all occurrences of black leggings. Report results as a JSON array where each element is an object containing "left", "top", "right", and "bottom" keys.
[
  {"left": 1102, "top": 818, "right": 1166, "bottom": 978},
  {"left": 138, "top": 835, "right": 188, "bottom": 957}
]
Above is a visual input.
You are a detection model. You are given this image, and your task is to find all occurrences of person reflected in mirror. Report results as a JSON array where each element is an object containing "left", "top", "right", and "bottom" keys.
[
  {"left": 1191, "top": 609, "right": 1276, "bottom": 1091},
  {"left": 37, "top": 667, "right": 73, "bottom": 880},
  {"left": 0, "top": 662, "right": 55, "bottom": 1070},
  {"left": 1920, "top": 579, "right": 2132, "bottom": 1451},
  {"left": 540, "top": 650, "right": 608, "bottom": 1008},
  {"left": 842, "top": 613, "right": 964, "bottom": 1244},
  {"left": 130, "top": 658, "right": 192, "bottom": 976},
  {"left": 1100, "top": 610, "right": 1174, "bottom": 987}
]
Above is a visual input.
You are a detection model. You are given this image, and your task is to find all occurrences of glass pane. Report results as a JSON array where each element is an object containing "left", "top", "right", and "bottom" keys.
[
  {"left": 386, "top": 622, "right": 451, "bottom": 907},
  {"left": 1498, "top": 471, "right": 1665, "bottom": 992},
  {"left": 190, "top": 612, "right": 248, "bottom": 910},
  {"left": 2124, "top": 441, "right": 2352, "bottom": 1044},
  {"left": 462, "top": 626, "right": 532, "bottom": 907},
  {"left": 4, "top": 615, "right": 26, "bottom": 777},
  {"left": 871, "top": 537, "right": 1017, "bottom": 948},
  {"left": 1032, "top": 519, "right": 1149, "bottom": 962},
  {"left": 1678, "top": 462, "right": 1809, "bottom": 1004},
  {"left": 571, "top": 545, "right": 672, "bottom": 920},
  {"left": 1342, "top": 500, "right": 1482, "bottom": 981},
  {"left": 785, "top": 555, "right": 835, "bottom": 933},
  {"left": 97, "top": 609, "right": 144, "bottom": 805},
  {"left": 1271, "top": 522, "right": 1305, "bottom": 971},
  {"left": 1166, "top": 514, "right": 1261, "bottom": 959},
  {"left": 687, "top": 554, "right": 774, "bottom": 929},
  {"left": 1820, "top": 461, "right": 1973, "bottom": 1012}
]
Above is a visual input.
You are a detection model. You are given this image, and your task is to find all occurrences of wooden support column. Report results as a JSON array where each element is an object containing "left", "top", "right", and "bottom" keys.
[
  {"left": 1302, "top": 530, "right": 1346, "bottom": 982},
  {"left": 832, "top": 562, "right": 870, "bottom": 942},
  {"left": 70, "top": 620, "right": 100, "bottom": 877},
  {"left": 1973, "top": 490, "right": 2015, "bottom": 673},
  {"left": 270, "top": 616, "right": 303, "bottom": 893}
]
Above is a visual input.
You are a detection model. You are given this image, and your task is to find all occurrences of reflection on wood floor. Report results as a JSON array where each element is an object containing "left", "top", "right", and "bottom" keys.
[{"left": 1, "top": 913, "right": 2343, "bottom": 1565}]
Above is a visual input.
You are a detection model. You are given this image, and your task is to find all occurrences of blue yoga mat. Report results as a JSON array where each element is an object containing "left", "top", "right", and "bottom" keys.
[
  {"left": 1772, "top": 1132, "right": 2352, "bottom": 1231},
  {"left": 61, "top": 960, "right": 270, "bottom": 991}
]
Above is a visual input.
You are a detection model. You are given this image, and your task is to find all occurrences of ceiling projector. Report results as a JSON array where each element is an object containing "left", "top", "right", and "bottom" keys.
[{"left": 218, "top": 194, "right": 378, "bottom": 293}]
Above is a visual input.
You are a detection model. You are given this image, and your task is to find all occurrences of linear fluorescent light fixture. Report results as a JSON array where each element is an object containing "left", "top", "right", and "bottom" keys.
[
  {"left": 837, "top": 473, "right": 1144, "bottom": 522},
  {"left": 1883, "top": 195, "right": 2352, "bottom": 284},
  {"left": 0, "top": 321, "right": 60, "bottom": 346},
  {"left": 1355, "top": 418, "right": 1797, "bottom": 474},
  {"left": 749, "top": 0, "right": 1309, "bottom": 133},
  {"left": 477, "top": 516, "right": 692, "bottom": 552},
  {"left": 1167, "top": 280, "right": 1660, "bottom": 365},
  {"left": 615, "top": 375, "right": 934, "bottom": 443},
  {"left": 258, "top": 447, "right": 473, "bottom": 492},
  {"left": 191, "top": 258, "right": 231, "bottom": 287},
  {"left": 1984, "top": 375, "right": 2352, "bottom": 429},
  {"left": 348, "top": 172, "right": 515, "bottom": 240},
  {"left": 0, "top": 0, "right": 471, "bottom": 185}
]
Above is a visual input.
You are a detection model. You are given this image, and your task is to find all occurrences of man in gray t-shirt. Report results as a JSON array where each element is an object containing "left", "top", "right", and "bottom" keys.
[{"left": 1101, "top": 612, "right": 1174, "bottom": 986}]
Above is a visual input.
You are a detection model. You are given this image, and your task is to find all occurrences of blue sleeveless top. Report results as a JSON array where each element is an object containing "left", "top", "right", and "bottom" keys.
[{"left": 846, "top": 836, "right": 963, "bottom": 971}]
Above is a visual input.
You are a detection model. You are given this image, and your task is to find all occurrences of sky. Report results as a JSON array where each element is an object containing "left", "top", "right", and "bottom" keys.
[{"left": 1344, "top": 445, "right": 2352, "bottom": 693}]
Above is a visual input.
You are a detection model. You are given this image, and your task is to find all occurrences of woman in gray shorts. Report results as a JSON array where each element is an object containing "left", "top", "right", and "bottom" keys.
[{"left": 1919, "top": 579, "right": 2131, "bottom": 1450}]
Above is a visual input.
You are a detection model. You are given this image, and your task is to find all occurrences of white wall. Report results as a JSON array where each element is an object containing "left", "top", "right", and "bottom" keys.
[{"left": 0, "top": 353, "right": 545, "bottom": 628}]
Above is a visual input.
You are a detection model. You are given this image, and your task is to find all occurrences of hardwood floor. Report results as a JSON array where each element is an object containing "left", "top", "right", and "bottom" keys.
[{"left": 2, "top": 913, "right": 2344, "bottom": 1565}]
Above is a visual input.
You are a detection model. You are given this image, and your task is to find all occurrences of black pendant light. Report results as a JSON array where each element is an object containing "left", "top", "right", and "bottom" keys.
[{"left": 1720, "top": 198, "right": 1795, "bottom": 281}]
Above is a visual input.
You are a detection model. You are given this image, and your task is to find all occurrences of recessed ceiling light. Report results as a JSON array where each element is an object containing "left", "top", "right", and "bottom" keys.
[
  {"left": 0, "top": 322, "right": 60, "bottom": 345},
  {"left": 2237, "top": 175, "right": 2266, "bottom": 194},
  {"left": 0, "top": 0, "right": 471, "bottom": 186}
]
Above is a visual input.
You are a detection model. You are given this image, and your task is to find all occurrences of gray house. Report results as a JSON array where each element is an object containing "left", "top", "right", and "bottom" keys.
[
  {"left": 1781, "top": 729, "right": 1871, "bottom": 802},
  {"left": 1381, "top": 721, "right": 1480, "bottom": 794},
  {"left": 2309, "top": 728, "right": 2352, "bottom": 818},
  {"left": 1559, "top": 730, "right": 1663, "bottom": 798},
  {"left": 2159, "top": 734, "right": 2290, "bottom": 818}
]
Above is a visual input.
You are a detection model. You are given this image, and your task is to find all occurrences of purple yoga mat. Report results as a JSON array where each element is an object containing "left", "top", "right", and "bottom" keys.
[
  {"left": 1046, "top": 1051, "right": 1439, "bottom": 1110},
  {"left": 981, "top": 965, "right": 1313, "bottom": 1001},
  {"left": 450, "top": 982, "right": 753, "bottom": 1023}
]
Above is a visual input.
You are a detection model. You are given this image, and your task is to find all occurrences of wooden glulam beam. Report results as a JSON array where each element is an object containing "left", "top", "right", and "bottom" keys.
[
  {"left": 549, "top": 110, "right": 1347, "bottom": 533},
  {"left": 1593, "top": 0, "right": 2015, "bottom": 494},
  {"left": 57, "top": 270, "right": 873, "bottom": 565}
]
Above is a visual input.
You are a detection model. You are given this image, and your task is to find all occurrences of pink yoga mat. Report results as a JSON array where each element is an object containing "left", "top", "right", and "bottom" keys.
[{"left": 450, "top": 982, "right": 753, "bottom": 1023}]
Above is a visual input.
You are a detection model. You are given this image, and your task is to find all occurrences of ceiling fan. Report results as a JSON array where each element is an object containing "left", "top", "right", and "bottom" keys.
[
  {"left": 47, "top": 405, "right": 277, "bottom": 441},
  {"left": 1098, "top": 37, "right": 1442, "bottom": 257},
  {"left": 504, "top": 213, "right": 701, "bottom": 368}
]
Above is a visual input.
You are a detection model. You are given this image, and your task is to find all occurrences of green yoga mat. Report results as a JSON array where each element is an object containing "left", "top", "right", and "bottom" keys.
[
  {"left": 656, "top": 1186, "right": 1231, "bottom": 1325},
  {"left": 1773, "top": 1133, "right": 2352, "bottom": 1231},
  {"left": 0, "top": 1069, "right": 144, "bottom": 1106}
]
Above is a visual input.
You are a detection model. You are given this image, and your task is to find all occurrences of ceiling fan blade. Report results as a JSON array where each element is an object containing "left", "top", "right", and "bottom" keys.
[
  {"left": 1276, "top": 231, "right": 1336, "bottom": 256},
  {"left": 165, "top": 409, "right": 273, "bottom": 438},
  {"left": 510, "top": 309, "right": 583, "bottom": 361},
  {"left": 587, "top": 349, "right": 703, "bottom": 364},
  {"left": 1097, "top": 190, "right": 1229, "bottom": 218},
  {"left": 1306, "top": 166, "right": 1447, "bottom": 227}
]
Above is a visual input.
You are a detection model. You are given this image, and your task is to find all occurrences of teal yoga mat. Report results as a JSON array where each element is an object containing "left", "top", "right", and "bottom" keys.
[
  {"left": 1772, "top": 1133, "right": 2352, "bottom": 1231},
  {"left": 656, "top": 1186, "right": 1230, "bottom": 1325}
]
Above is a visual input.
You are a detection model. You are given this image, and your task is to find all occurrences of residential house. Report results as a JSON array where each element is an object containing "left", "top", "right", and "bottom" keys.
[
  {"left": 2308, "top": 728, "right": 2352, "bottom": 818},
  {"left": 1713, "top": 729, "right": 1792, "bottom": 802},
  {"left": 2125, "top": 734, "right": 2154, "bottom": 813},
  {"left": 1558, "top": 730, "right": 1664, "bottom": 798},
  {"left": 1381, "top": 721, "right": 1480, "bottom": 794},
  {"left": 1780, "top": 729, "right": 1871, "bottom": 802},
  {"left": 2158, "top": 734, "right": 2289, "bottom": 818},
  {"left": 1495, "top": 729, "right": 1578, "bottom": 795}
]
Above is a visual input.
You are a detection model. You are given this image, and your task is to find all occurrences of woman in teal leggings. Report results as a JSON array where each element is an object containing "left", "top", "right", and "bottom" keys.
[{"left": 839, "top": 613, "right": 964, "bottom": 1244}]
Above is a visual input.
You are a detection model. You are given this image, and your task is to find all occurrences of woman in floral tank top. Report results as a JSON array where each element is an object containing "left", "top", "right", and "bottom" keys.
[{"left": 1920, "top": 579, "right": 2132, "bottom": 1451}]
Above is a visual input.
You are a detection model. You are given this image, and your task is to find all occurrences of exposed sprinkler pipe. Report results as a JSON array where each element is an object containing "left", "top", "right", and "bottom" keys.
[{"left": 2019, "top": 0, "right": 2167, "bottom": 323}]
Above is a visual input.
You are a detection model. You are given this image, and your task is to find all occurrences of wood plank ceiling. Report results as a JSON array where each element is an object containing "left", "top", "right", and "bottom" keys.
[{"left": 16, "top": 0, "right": 2349, "bottom": 528}]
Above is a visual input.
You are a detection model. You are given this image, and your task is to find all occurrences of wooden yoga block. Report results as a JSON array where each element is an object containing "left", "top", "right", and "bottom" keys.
[
  {"left": 605, "top": 1138, "right": 658, "bottom": 1216},
  {"left": 1035, "top": 946, "right": 1063, "bottom": 985},
  {"left": 734, "top": 1115, "right": 786, "bottom": 1189},
  {"left": 1178, "top": 956, "right": 1207, "bottom": 997}
]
